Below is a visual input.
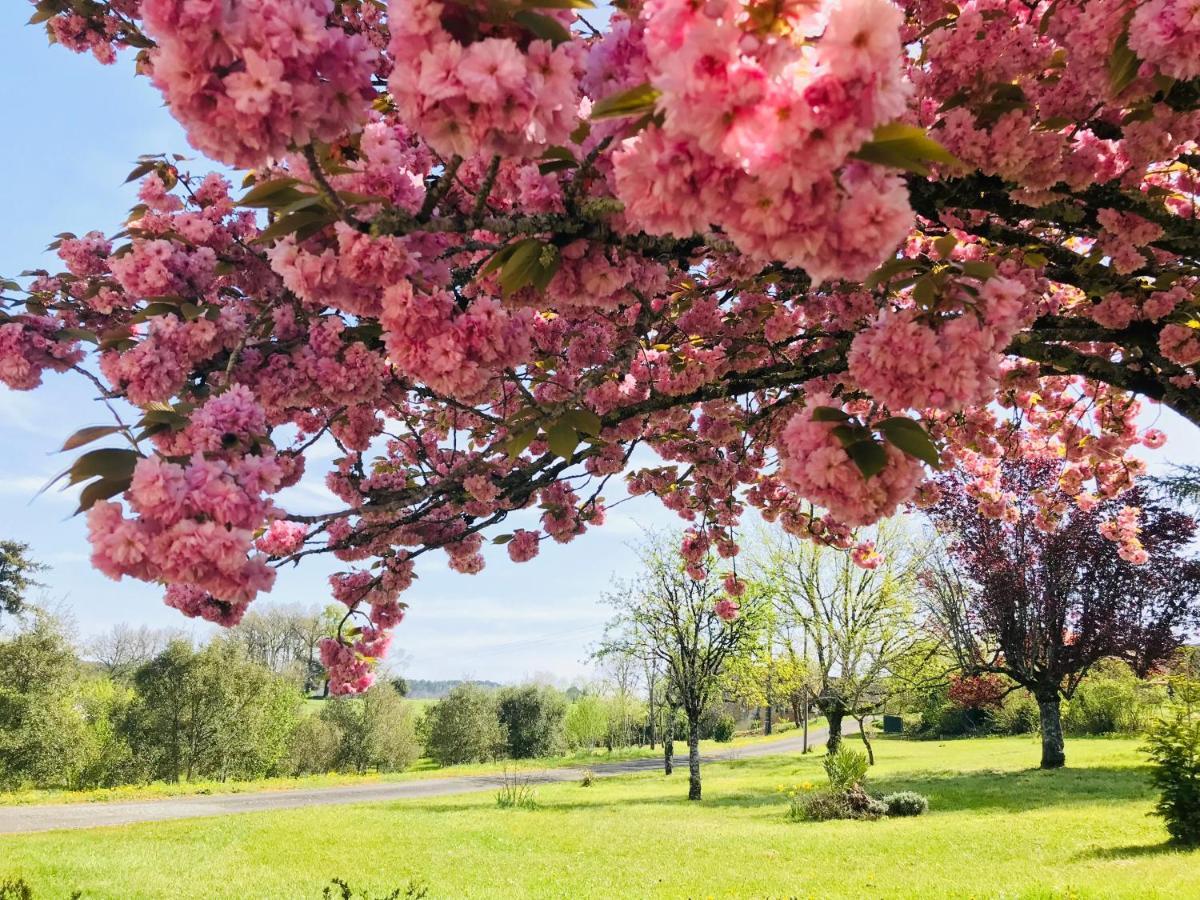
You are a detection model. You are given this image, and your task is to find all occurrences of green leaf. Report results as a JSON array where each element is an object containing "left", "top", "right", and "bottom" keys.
[
  {"left": 255, "top": 209, "right": 334, "bottom": 244},
  {"left": 591, "top": 83, "right": 661, "bottom": 121},
  {"left": 238, "top": 178, "right": 302, "bottom": 208},
  {"left": 878, "top": 417, "right": 941, "bottom": 468},
  {"left": 852, "top": 123, "right": 960, "bottom": 177},
  {"left": 912, "top": 276, "right": 936, "bottom": 308},
  {"left": 546, "top": 420, "right": 579, "bottom": 460},
  {"left": 811, "top": 406, "right": 852, "bottom": 423},
  {"left": 933, "top": 234, "right": 957, "bottom": 259},
  {"left": 499, "top": 239, "right": 544, "bottom": 296},
  {"left": 60, "top": 425, "right": 122, "bottom": 453},
  {"left": 1109, "top": 25, "right": 1140, "bottom": 95},
  {"left": 959, "top": 260, "right": 997, "bottom": 281},
  {"left": 74, "top": 475, "right": 134, "bottom": 515},
  {"left": 564, "top": 408, "right": 602, "bottom": 437},
  {"left": 505, "top": 425, "right": 538, "bottom": 459},
  {"left": 513, "top": 10, "right": 572, "bottom": 45},
  {"left": 845, "top": 440, "right": 888, "bottom": 480},
  {"left": 865, "top": 257, "right": 926, "bottom": 291},
  {"left": 492, "top": 534, "right": 515, "bottom": 545},
  {"left": 67, "top": 447, "right": 140, "bottom": 485}
]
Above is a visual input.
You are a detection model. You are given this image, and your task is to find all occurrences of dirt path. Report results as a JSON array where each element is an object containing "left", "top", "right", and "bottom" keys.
[{"left": 0, "top": 721, "right": 857, "bottom": 834}]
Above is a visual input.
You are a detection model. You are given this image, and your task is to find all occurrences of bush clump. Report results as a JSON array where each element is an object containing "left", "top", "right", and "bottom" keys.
[
  {"left": 882, "top": 791, "right": 929, "bottom": 817},
  {"left": 823, "top": 746, "right": 869, "bottom": 791},
  {"left": 710, "top": 713, "right": 737, "bottom": 743},
  {"left": 1144, "top": 677, "right": 1200, "bottom": 846}
]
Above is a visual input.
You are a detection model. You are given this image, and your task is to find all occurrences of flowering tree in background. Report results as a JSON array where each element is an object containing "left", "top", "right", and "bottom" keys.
[
  {"left": 3, "top": 0, "right": 1200, "bottom": 692},
  {"left": 925, "top": 460, "right": 1200, "bottom": 769}
]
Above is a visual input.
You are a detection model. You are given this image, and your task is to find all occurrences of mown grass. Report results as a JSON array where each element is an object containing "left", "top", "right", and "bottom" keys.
[
  {"left": 0, "top": 722, "right": 819, "bottom": 807},
  {"left": 1, "top": 735, "right": 1193, "bottom": 899}
]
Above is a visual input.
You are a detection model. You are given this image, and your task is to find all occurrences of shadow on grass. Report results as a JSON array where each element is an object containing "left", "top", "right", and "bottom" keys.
[
  {"left": 1077, "top": 841, "right": 1196, "bottom": 860},
  {"left": 392, "top": 762, "right": 1154, "bottom": 819}
]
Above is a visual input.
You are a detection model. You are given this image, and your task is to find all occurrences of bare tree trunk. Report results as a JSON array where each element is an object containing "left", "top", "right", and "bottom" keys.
[
  {"left": 855, "top": 715, "right": 874, "bottom": 765},
  {"left": 802, "top": 694, "right": 809, "bottom": 753},
  {"left": 764, "top": 703, "right": 773, "bottom": 736},
  {"left": 1037, "top": 694, "right": 1066, "bottom": 769},
  {"left": 687, "top": 714, "right": 702, "bottom": 801},
  {"left": 663, "top": 705, "right": 675, "bottom": 775}
]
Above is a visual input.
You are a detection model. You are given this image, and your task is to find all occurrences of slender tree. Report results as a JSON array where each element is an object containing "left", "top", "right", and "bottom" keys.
[
  {"left": 599, "top": 533, "right": 763, "bottom": 800},
  {"left": 0, "top": 542, "right": 43, "bottom": 621},
  {"left": 754, "top": 520, "right": 934, "bottom": 761},
  {"left": 926, "top": 460, "right": 1200, "bottom": 769}
]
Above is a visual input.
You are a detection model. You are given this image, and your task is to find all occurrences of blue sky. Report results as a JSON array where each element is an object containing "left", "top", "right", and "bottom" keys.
[{"left": 2, "top": 5, "right": 1198, "bottom": 682}]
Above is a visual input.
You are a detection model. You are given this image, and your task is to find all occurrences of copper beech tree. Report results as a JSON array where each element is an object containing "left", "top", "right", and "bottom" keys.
[
  {"left": 925, "top": 460, "right": 1200, "bottom": 769},
  {"left": 3, "top": 0, "right": 1200, "bottom": 691}
]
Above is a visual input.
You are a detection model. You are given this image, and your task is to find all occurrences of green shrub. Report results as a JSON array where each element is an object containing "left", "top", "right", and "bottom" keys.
[
  {"left": 320, "top": 687, "right": 419, "bottom": 773},
  {"left": 496, "top": 685, "right": 567, "bottom": 759},
  {"left": 1144, "top": 678, "right": 1200, "bottom": 846},
  {"left": 564, "top": 695, "right": 608, "bottom": 751},
  {"left": 710, "top": 713, "right": 737, "bottom": 743},
  {"left": 793, "top": 786, "right": 885, "bottom": 821},
  {"left": 823, "top": 746, "right": 868, "bottom": 792},
  {"left": 421, "top": 683, "right": 506, "bottom": 766},
  {"left": 288, "top": 713, "right": 343, "bottom": 775},
  {"left": 991, "top": 691, "right": 1039, "bottom": 736},
  {"left": 882, "top": 791, "right": 929, "bottom": 817},
  {"left": 1064, "top": 661, "right": 1147, "bottom": 735}
]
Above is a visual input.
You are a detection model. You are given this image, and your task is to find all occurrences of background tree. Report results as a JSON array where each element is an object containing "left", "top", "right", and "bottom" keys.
[
  {"left": 496, "top": 684, "right": 567, "bottom": 759},
  {"left": 600, "top": 533, "right": 763, "bottom": 800},
  {"left": 419, "top": 683, "right": 507, "bottom": 767},
  {"left": 926, "top": 460, "right": 1200, "bottom": 769},
  {"left": 0, "top": 542, "right": 42, "bottom": 621},
  {"left": 755, "top": 520, "right": 933, "bottom": 761},
  {"left": 320, "top": 686, "right": 419, "bottom": 774},
  {"left": 126, "top": 639, "right": 301, "bottom": 782},
  {"left": 85, "top": 623, "right": 178, "bottom": 680}
]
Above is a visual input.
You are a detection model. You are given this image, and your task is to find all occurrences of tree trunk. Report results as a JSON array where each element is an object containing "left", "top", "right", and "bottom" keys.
[
  {"left": 802, "top": 695, "right": 809, "bottom": 753},
  {"left": 825, "top": 707, "right": 844, "bottom": 754},
  {"left": 1037, "top": 694, "right": 1066, "bottom": 769},
  {"left": 663, "top": 706, "right": 675, "bottom": 775},
  {"left": 855, "top": 715, "right": 874, "bottom": 765},
  {"left": 687, "top": 714, "right": 702, "bottom": 801},
  {"left": 764, "top": 703, "right": 773, "bottom": 736}
]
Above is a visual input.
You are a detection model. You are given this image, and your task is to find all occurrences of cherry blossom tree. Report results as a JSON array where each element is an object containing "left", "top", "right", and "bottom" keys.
[
  {"left": 925, "top": 460, "right": 1200, "bottom": 769},
  {"left": 4, "top": 0, "right": 1200, "bottom": 691}
]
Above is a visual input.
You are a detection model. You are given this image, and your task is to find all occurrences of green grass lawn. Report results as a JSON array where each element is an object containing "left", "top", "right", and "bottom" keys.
[
  {"left": 2, "top": 735, "right": 1194, "bottom": 899},
  {"left": 0, "top": 721, "right": 823, "bottom": 807}
]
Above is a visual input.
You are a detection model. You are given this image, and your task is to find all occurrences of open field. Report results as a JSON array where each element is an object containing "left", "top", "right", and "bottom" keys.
[{"left": 1, "top": 735, "right": 1193, "bottom": 899}]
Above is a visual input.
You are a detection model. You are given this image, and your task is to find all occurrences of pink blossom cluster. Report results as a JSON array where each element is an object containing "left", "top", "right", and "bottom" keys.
[
  {"left": 319, "top": 627, "right": 392, "bottom": 694},
  {"left": 777, "top": 398, "right": 926, "bottom": 526},
  {"left": 380, "top": 281, "right": 535, "bottom": 400},
  {"left": 387, "top": 0, "right": 582, "bottom": 158},
  {"left": 848, "top": 276, "right": 1030, "bottom": 412},
  {"left": 611, "top": 0, "right": 913, "bottom": 281},
  {"left": 1129, "top": 0, "right": 1200, "bottom": 80},
  {"left": 0, "top": 317, "right": 84, "bottom": 391},
  {"left": 1100, "top": 505, "right": 1149, "bottom": 565},
  {"left": 713, "top": 597, "right": 740, "bottom": 622},
  {"left": 139, "top": 0, "right": 376, "bottom": 167}
]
